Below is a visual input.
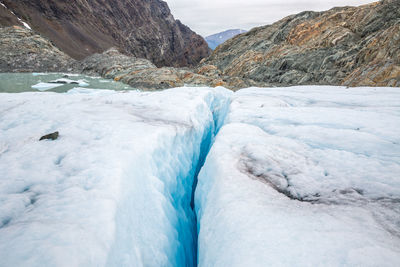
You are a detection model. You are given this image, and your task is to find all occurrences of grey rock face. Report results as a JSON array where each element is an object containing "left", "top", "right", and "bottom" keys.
[
  {"left": 203, "top": 0, "right": 400, "bottom": 87},
  {"left": 0, "top": 26, "right": 75, "bottom": 73}
]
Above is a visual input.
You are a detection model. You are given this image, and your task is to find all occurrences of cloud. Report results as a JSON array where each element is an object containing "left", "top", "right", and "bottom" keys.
[{"left": 164, "top": 0, "right": 375, "bottom": 36}]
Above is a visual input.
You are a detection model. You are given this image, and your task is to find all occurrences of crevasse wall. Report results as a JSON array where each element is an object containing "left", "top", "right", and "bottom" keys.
[{"left": 105, "top": 88, "right": 232, "bottom": 266}]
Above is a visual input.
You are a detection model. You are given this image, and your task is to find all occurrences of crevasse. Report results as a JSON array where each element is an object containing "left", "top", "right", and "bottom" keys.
[
  {"left": 105, "top": 89, "right": 231, "bottom": 266},
  {"left": 0, "top": 87, "right": 232, "bottom": 267}
]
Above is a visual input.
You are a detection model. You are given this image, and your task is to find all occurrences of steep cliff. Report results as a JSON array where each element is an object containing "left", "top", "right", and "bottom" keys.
[
  {"left": 203, "top": 0, "right": 400, "bottom": 87},
  {"left": 0, "top": 3, "right": 21, "bottom": 27},
  {"left": 0, "top": 0, "right": 210, "bottom": 67}
]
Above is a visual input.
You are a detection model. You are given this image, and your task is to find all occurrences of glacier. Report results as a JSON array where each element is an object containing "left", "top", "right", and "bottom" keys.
[
  {"left": 196, "top": 86, "right": 400, "bottom": 266},
  {"left": 0, "top": 84, "right": 400, "bottom": 266},
  {"left": 0, "top": 87, "right": 231, "bottom": 266}
]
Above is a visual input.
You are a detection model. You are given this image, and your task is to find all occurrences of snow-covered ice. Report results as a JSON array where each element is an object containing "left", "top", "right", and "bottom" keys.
[
  {"left": 196, "top": 86, "right": 400, "bottom": 266},
  {"left": 1, "top": 84, "right": 400, "bottom": 266},
  {"left": 0, "top": 86, "right": 231, "bottom": 266}
]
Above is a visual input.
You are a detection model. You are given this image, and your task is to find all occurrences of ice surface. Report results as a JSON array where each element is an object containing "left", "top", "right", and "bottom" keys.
[
  {"left": 0, "top": 87, "right": 231, "bottom": 267},
  {"left": 1, "top": 84, "right": 400, "bottom": 266},
  {"left": 196, "top": 86, "right": 400, "bottom": 266},
  {"left": 31, "top": 82, "right": 64, "bottom": 91}
]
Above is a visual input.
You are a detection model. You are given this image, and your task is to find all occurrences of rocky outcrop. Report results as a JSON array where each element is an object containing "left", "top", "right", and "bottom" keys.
[
  {"left": 203, "top": 0, "right": 400, "bottom": 87},
  {"left": 0, "top": 0, "right": 210, "bottom": 67},
  {"left": 0, "top": 26, "right": 75, "bottom": 72},
  {"left": 77, "top": 48, "right": 157, "bottom": 78},
  {"left": 77, "top": 48, "right": 254, "bottom": 90}
]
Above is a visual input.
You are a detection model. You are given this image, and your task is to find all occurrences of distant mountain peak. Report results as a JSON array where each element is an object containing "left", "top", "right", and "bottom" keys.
[{"left": 205, "top": 29, "right": 247, "bottom": 50}]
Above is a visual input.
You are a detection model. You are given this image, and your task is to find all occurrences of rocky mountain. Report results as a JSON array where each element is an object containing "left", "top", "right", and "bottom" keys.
[
  {"left": 0, "top": 0, "right": 210, "bottom": 67},
  {"left": 203, "top": 0, "right": 400, "bottom": 87},
  {"left": 205, "top": 29, "right": 247, "bottom": 50},
  {"left": 1, "top": 0, "right": 398, "bottom": 89},
  {"left": 0, "top": 25, "right": 251, "bottom": 90}
]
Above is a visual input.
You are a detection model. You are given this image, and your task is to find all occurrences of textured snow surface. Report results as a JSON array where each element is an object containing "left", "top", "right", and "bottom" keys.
[
  {"left": 0, "top": 87, "right": 231, "bottom": 267},
  {"left": 1, "top": 85, "right": 400, "bottom": 266},
  {"left": 196, "top": 86, "right": 400, "bottom": 267}
]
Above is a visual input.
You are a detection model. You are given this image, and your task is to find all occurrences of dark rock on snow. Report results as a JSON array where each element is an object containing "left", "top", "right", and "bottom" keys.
[{"left": 39, "top": 131, "right": 59, "bottom": 141}]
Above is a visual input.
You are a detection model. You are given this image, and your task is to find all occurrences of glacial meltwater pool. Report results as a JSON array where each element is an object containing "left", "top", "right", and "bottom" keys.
[{"left": 0, "top": 73, "right": 134, "bottom": 93}]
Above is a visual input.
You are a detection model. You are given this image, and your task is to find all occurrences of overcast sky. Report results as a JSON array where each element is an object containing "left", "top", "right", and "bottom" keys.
[{"left": 164, "top": 0, "right": 375, "bottom": 36}]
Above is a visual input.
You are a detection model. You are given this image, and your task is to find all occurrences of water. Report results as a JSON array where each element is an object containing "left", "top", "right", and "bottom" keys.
[{"left": 0, "top": 73, "right": 135, "bottom": 93}]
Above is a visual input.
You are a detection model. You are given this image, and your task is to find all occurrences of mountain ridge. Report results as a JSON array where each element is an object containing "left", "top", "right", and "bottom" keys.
[
  {"left": 0, "top": 0, "right": 399, "bottom": 89},
  {"left": 202, "top": 0, "right": 400, "bottom": 87},
  {"left": 0, "top": 0, "right": 210, "bottom": 67}
]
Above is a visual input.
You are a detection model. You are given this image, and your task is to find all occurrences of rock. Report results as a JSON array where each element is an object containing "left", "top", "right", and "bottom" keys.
[
  {"left": 39, "top": 131, "right": 59, "bottom": 141},
  {"left": 196, "top": 65, "right": 222, "bottom": 78},
  {"left": 77, "top": 48, "right": 156, "bottom": 78},
  {"left": 77, "top": 48, "right": 254, "bottom": 90},
  {"left": 0, "top": 0, "right": 210, "bottom": 67},
  {"left": 203, "top": 0, "right": 400, "bottom": 87},
  {"left": 0, "top": 26, "right": 75, "bottom": 72}
]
